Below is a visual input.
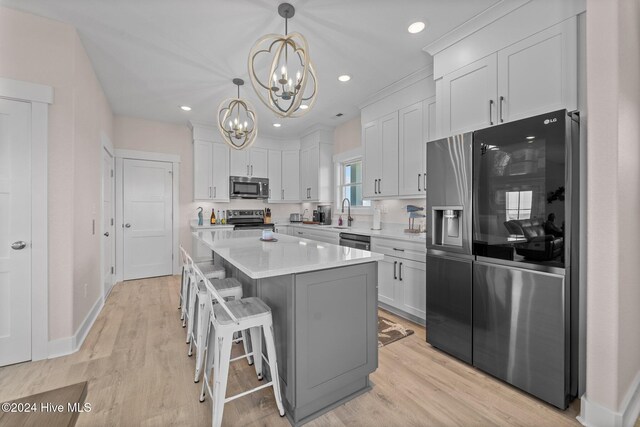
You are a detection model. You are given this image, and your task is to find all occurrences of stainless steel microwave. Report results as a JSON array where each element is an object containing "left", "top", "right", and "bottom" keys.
[{"left": 229, "top": 176, "right": 269, "bottom": 199}]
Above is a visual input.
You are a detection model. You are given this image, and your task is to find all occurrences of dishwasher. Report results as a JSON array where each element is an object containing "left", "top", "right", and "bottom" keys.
[{"left": 339, "top": 232, "right": 371, "bottom": 250}]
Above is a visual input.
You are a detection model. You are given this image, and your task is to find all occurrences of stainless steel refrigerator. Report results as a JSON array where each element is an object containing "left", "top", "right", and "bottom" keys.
[
  {"left": 425, "top": 110, "right": 583, "bottom": 409},
  {"left": 425, "top": 132, "right": 474, "bottom": 364}
]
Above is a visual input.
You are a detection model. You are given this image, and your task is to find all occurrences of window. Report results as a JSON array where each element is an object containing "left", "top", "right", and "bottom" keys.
[
  {"left": 505, "top": 190, "right": 532, "bottom": 220},
  {"left": 337, "top": 159, "right": 371, "bottom": 209}
]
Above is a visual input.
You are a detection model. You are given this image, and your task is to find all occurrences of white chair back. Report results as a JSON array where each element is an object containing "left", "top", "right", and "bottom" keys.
[{"left": 191, "top": 258, "right": 240, "bottom": 326}]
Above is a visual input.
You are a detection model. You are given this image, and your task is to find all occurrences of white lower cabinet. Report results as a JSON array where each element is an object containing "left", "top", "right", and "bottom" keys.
[
  {"left": 377, "top": 255, "right": 426, "bottom": 320},
  {"left": 372, "top": 237, "right": 426, "bottom": 321}
]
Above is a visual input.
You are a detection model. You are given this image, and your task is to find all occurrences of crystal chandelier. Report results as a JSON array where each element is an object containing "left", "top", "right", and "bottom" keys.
[
  {"left": 217, "top": 78, "right": 258, "bottom": 150},
  {"left": 248, "top": 3, "right": 317, "bottom": 118}
]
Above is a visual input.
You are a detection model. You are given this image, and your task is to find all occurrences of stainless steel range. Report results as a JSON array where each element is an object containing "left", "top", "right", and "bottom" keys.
[{"left": 226, "top": 210, "right": 275, "bottom": 231}]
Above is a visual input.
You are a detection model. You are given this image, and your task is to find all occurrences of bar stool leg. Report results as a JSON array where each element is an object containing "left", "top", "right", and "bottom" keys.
[
  {"left": 249, "top": 326, "right": 263, "bottom": 380},
  {"left": 212, "top": 332, "right": 233, "bottom": 427},
  {"left": 181, "top": 275, "right": 191, "bottom": 327},
  {"left": 199, "top": 321, "right": 213, "bottom": 403},
  {"left": 179, "top": 265, "right": 185, "bottom": 311},
  {"left": 194, "top": 301, "right": 210, "bottom": 382},
  {"left": 240, "top": 330, "right": 253, "bottom": 365},
  {"left": 186, "top": 284, "right": 197, "bottom": 345},
  {"left": 263, "top": 322, "right": 285, "bottom": 416}
]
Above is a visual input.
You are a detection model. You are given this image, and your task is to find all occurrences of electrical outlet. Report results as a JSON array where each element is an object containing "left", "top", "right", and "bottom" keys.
[{"left": 83, "top": 283, "right": 88, "bottom": 298}]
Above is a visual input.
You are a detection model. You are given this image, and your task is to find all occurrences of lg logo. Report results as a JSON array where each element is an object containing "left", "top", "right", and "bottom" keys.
[{"left": 544, "top": 118, "right": 558, "bottom": 125}]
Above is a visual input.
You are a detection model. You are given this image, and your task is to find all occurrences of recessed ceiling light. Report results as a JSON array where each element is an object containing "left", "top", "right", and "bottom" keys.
[
  {"left": 338, "top": 75, "right": 351, "bottom": 82},
  {"left": 273, "top": 123, "right": 281, "bottom": 128},
  {"left": 299, "top": 104, "right": 309, "bottom": 110},
  {"left": 526, "top": 136, "right": 535, "bottom": 139},
  {"left": 180, "top": 105, "right": 192, "bottom": 111},
  {"left": 408, "top": 21, "right": 426, "bottom": 34}
]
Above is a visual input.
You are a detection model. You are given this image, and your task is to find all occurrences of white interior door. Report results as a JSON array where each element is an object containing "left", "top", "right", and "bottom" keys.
[
  {"left": 102, "top": 148, "right": 115, "bottom": 296},
  {"left": 123, "top": 159, "right": 173, "bottom": 280},
  {"left": 0, "top": 98, "right": 32, "bottom": 366}
]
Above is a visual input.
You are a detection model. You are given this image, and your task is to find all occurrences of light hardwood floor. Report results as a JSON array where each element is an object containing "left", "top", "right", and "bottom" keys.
[{"left": 0, "top": 276, "right": 587, "bottom": 426}]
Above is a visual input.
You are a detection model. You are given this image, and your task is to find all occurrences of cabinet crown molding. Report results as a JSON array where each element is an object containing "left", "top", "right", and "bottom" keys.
[
  {"left": 357, "top": 66, "right": 434, "bottom": 110},
  {"left": 422, "top": 0, "right": 530, "bottom": 57}
]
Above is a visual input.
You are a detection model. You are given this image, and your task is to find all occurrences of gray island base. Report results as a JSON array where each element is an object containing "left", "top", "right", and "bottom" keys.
[{"left": 193, "top": 230, "right": 381, "bottom": 426}]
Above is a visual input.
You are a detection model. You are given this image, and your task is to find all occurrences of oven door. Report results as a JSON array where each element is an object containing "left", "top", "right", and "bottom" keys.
[{"left": 229, "top": 176, "right": 269, "bottom": 199}]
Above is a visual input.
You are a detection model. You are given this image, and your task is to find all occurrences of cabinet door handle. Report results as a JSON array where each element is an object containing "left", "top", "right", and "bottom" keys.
[
  {"left": 418, "top": 173, "right": 421, "bottom": 192},
  {"left": 247, "top": 165, "right": 250, "bottom": 176},
  {"left": 298, "top": 231, "right": 303, "bottom": 235},
  {"left": 399, "top": 262, "right": 403, "bottom": 281},
  {"left": 393, "top": 261, "right": 397, "bottom": 280},
  {"left": 489, "top": 99, "right": 494, "bottom": 125},
  {"left": 251, "top": 165, "right": 253, "bottom": 176},
  {"left": 213, "top": 187, "right": 216, "bottom": 198},
  {"left": 282, "top": 189, "right": 284, "bottom": 200},
  {"left": 209, "top": 186, "right": 212, "bottom": 198},
  {"left": 393, "top": 247, "right": 405, "bottom": 252},
  {"left": 374, "top": 179, "right": 377, "bottom": 194},
  {"left": 424, "top": 172, "right": 427, "bottom": 190},
  {"left": 269, "top": 189, "right": 272, "bottom": 198},
  {"left": 499, "top": 96, "right": 505, "bottom": 123}
]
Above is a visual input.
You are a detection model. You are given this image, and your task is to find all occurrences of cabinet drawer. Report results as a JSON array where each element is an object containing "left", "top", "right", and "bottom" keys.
[{"left": 371, "top": 237, "right": 426, "bottom": 262}]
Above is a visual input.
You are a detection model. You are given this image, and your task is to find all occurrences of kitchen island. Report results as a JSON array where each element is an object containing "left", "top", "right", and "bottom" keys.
[{"left": 193, "top": 229, "right": 383, "bottom": 426}]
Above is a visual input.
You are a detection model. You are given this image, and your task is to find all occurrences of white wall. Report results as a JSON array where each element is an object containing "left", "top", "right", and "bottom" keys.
[
  {"left": 582, "top": 0, "right": 640, "bottom": 425},
  {"left": 0, "top": 6, "right": 114, "bottom": 342}
]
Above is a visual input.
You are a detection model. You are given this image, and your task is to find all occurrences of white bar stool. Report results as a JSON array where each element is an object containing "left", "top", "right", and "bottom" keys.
[
  {"left": 195, "top": 265, "right": 285, "bottom": 427},
  {"left": 184, "top": 261, "right": 225, "bottom": 329},
  {"left": 188, "top": 276, "right": 251, "bottom": 383}
]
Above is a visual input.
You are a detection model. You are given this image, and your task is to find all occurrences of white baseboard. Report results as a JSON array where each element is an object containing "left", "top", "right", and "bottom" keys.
[
  {"left": 578, "top": 371, "right": 640, "bottom": 427},
  {"left": 47, "top": 336, "right": 74, "bottom": 359},
  {"left": 47, "top": 295, "right": 104, "bottom": 359},
  {"left": 73, "top": 296, "right": 104, "bottom": 351}
]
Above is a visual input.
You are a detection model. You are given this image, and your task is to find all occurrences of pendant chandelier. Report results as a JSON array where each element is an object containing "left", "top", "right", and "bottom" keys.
[
  {"left": 217, "top": 78, "right": 258, "bottom": 150},
  {"left": 248, "top": 2, "right": 317, "bottom": 118}
]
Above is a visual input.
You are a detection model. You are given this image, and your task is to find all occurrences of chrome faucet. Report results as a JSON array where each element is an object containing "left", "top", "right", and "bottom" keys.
[{"left": 341, "top": 198, "right": 353, "bottom": 227}]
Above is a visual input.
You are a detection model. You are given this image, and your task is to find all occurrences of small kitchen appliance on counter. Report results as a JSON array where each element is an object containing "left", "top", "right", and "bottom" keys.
[
  {"left": 289, "top": 213, "right": 302, "bottom": 223},
  {"left": 317, "top": 205, "right": 332, "bottom": 225}
]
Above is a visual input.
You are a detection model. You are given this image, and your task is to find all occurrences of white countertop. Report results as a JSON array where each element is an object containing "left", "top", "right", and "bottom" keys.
[
  {"left": 193, "top": 229, "right": 384, "bottom": 279},
  {"left": 278, "top": 222, "right": 427, "bottom": 244},
  {"left": 190, "top": 220, "right": 234, "bottom": 230}
]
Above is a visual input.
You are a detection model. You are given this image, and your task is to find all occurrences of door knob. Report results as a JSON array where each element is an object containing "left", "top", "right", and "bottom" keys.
[
  {"left": 11, "top": 241, "right": 27, "bottom": 250},
  {"left": 124, "top": 223, "right": 131, "bottom": 228},
  {"left": 104, "top": 232, "right": 110, "bottom": 237}
]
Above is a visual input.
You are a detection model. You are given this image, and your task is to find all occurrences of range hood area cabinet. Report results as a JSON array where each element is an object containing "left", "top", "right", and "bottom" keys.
[
  {"left": 193, "top": 139, "right": 230, "bottom": 201},
  {"left": 268, "top": 149, "right": 300, "bottom": 203},
  {"left": 299, "top": 130, "right": 333, "bottom": 203},
  {"left": 436, "top": 18, "right": 577, "bottom": 137},
  {"left": 230, "top": 147, "right": 268, "bottom": 178}
]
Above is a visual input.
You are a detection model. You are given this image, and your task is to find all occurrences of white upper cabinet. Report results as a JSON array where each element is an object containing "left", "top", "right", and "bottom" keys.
[
  {"left": 362, "top": 120, "right": 380, "bottom": 199},
  {"left": 436, "top": 18, "right": 577, "bottom": 137},
  {"left": 398, "top": 101, "right": 424, "bottom": 197},
  {"left": 193, "top": 140, "right": 213, "bottom": 200},
  {"left": 193, "top": 139, "right": 229, "bottom": 201},
  {"left": 497, "top": 19, "right": 577, "bottom": 123},
  {"left": 379, "top": 112, "right": 399, "bottom": 197},
  {"left": 437, "top": 54, "right": 498, "bottom": 136},
  {"left": 363, "top": 112, "right": 399, "bottom": 198},
  {"left": 299, "top": 130, "right": 333, "bottom": 202},
  {"left": 230, "top": 147, "right": 268, "bottom": 178},
  {"left": 281, "top": 150, "right": 300, "bottom": 202},
  {"left": 267, "top": 149, "right": 282, "bottom": 202},
  {"left": 250, "top": 147, "right": 268, "bottom": 178},
  {"left": 267, "top": 149, "right": 300, "bottom": 203}
]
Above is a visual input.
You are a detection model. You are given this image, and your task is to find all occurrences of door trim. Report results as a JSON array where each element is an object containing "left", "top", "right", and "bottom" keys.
[
  {"left": 0, "top": 77, "right": 53, "bottom": 362},
  {"left": 101, "top": 135, "right": 115, "bottom": 298},
  {"left": 114, "top": 149, "right": 180, "bottom": 282}
]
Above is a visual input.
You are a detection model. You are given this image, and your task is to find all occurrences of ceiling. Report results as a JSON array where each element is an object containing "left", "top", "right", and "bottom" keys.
[{"left": 1, "top": 0, "right": 500, "bottom": 137}]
